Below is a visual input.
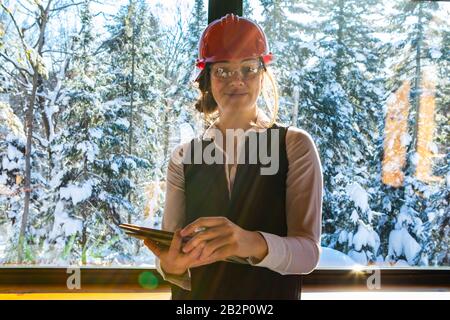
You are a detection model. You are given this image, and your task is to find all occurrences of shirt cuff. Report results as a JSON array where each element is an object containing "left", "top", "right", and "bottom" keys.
[
  {"left": 247, "top": 231, "right": 287, "bottom": 269},
  {"left": 156, "top": 258, "right": 191, "bottom": 291}
]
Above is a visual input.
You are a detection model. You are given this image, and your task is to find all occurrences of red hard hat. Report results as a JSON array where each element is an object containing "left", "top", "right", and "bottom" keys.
[{"left": 194, "top": 14, "right": 273, "bottom": 81}]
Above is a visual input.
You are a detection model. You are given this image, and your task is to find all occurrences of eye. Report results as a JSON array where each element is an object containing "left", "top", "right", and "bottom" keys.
[
  {"left": 215, "top": 67, "right": 230, "bottom": 78},
  {"left": 243, "top": 66, "right": 259, "bottom": 76}
]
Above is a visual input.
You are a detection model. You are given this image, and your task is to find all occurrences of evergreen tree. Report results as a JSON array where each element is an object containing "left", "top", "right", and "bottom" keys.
[
  {"left": 99, "top": 0, "right": 164, "bottom": 224},
  {"left": 172, "top": 0, "right": 208, "bottom": 136},
  {"left": 382, "top": 0, "right": 447, "bottom": 265},
  {"left": 258, "top": 0, "right": 298, "bottom": 122},
  {"left": 276, "top": 0, "right": 386, "bottom": 264},
  {"left": 48, "top": 2, "right": 111, "bottom": 264},
  {"left": 0, "top": 102, "right": 44, "bottom": 263},
  {"left": 48, "top": 2, "right": 150, "bottom": 264}
]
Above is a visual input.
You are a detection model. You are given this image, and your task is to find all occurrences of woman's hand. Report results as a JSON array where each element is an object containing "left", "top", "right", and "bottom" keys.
[
  {"left": 180, "top": 217, "right": 268, "bottom": 267},
  {"left": 143, "top": 229, "right": 206, "bottom": 276}
]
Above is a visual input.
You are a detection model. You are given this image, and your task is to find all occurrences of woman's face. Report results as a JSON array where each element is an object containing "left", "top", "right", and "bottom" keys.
[{"left": 210, "top": 58, "right": 264, "bottom": 115}]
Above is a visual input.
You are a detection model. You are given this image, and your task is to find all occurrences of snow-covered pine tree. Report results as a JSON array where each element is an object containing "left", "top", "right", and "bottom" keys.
[
  {"left": 182, "top": 0, "right": 208, "bottom": 107},
  {"left": 0, "top": 102, "right": 26, "bottom": 263},
  {"left": 279, "top": 0, "right": 385, "bottom": 265},
  {"left": 46, "top": 2, "right": 150, "bottom": 265},
  {"left": 47, "top": 2, "right": 110, "bottom": 265},
  {"left": 418, "top": 10, "right": 449, "bottom": 266},
  {"left": 167, "top": 0, "right": 207, "bottom": 143},
  {"left": 0, "top": 101, "right": 43, "bottom": 263},
  {"left": 99, "top": 0, "right": 167, "bottom": 228},
  {"left": 258, "top": 0, "right": 299, "bottom": 123},
  {"left": 382, "top": 0, "right": 447, "bottom": 266},
  {"left": 185, "top": 0, "right": 207, "bottom": 84}
]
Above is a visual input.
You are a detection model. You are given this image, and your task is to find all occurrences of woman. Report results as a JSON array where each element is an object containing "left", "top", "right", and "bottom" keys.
[{"left": 144, "top": 14, "right": 323, "bottom": 300}]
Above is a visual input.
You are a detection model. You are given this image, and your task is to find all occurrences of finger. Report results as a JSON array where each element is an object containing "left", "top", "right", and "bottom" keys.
[
  {"left": 199, "top": 235, "right": 232, "bottom": 260},
  {"left": 187, "top": 241, "right": 206, "bottom": 263},
  {"left": 180, "top": 217, "right": 229, "bottom": 237},
  {"left": 144, "top": 239, "right": 162, "bottom": 257},
  {"left": 207, "top": 244, "right": 235, "bottom": 262},
  {"left": 189, "top": 255, "right": 218, "bottom": 268},
  {"left": 182, "top": 226, "right": 230, "bottom": 254},
  {"left": 189, "top": 242, "right": 235, "bottom": 268},
  {"left": 169, "top": 229, "right": 183, "bottom": 255}
]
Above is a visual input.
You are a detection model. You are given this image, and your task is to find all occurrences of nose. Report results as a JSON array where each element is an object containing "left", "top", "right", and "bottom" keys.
[{"left": 228, "top": 71, "right": 245, "bottom": 86}]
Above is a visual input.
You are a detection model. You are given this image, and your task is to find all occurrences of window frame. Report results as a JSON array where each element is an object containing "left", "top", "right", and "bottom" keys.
[{"left": 0, "top": 267, "right": 448, "bottom": 294}]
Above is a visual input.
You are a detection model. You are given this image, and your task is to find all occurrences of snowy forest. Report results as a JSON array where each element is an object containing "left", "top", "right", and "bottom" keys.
[{"left": 0, "top": 0, "right": 448, "bottom": 268}]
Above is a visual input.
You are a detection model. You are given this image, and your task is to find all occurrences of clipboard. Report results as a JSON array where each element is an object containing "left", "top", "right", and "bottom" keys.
[{"left": 119, "top": 223, "right": 249, "bottom": 265}]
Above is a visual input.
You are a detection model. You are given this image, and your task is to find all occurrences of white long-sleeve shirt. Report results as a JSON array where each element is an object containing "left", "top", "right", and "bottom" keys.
[{"left": 156, "top": 110, "right": 323, "bottom": 291}]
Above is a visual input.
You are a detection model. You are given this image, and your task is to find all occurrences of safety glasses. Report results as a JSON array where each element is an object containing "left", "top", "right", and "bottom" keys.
[{"left": 210, "top": 60, "right": 265, "bottom": 81}]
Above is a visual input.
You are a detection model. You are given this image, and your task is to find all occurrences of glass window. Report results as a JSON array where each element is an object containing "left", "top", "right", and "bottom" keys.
[{"left": 0, "top": 0, "right": 448, "bottom": 269}]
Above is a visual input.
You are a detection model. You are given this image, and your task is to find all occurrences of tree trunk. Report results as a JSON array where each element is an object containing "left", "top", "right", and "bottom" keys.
[
  {"left": 162, "top": 102, "right": 170, "bottom": 165},
  {"left": 18, "top": 71, "right": 38, "bottom": 263},
  {"left": 18, "top": 1, "right": 51, "bottom": 263},
  {"left": 336, "top": 0, "right": 345, "bottom": 84},
  {"left": 36, "top": 75, "right": 54, "bottom": 183},
  {"left": 81, "top": 218, "right": 87, "bottom": 265},
  {"left": 406, "top": 2, "right": 424, "bottom": 177},
  {"left": 127, "top": 0, "right": 136, "bottom": 224}
]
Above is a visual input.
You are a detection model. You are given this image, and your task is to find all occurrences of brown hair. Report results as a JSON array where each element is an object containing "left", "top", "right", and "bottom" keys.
[{"left": 194, "top": 65, "right": 218, "bottom": 116}]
